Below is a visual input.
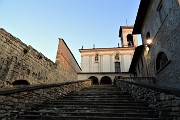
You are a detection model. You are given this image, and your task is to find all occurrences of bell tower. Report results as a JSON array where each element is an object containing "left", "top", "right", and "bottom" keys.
[{"left": 119, "top": 26, "right": 138, "bottom": 47}]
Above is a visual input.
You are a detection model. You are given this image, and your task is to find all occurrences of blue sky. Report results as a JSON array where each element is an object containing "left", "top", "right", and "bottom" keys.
[{"left": 0, "top": 0, "right": 140, "bottom": 64}]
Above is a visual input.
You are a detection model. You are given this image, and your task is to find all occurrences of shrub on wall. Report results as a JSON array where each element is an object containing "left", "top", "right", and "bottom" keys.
[{"left": 23, "top": 48, "right": 29, "bottom": 54}]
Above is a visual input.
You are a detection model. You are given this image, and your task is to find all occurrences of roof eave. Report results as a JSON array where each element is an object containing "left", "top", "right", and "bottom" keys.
[
  {"left": 132, "top": 0, "right": 151, "bottom": 34},
  {"left": 119, "top": 26, "right": 134, "bottom": 37},
  {"left": 129, "top": 45, "right": 144, "bottom": 72}
]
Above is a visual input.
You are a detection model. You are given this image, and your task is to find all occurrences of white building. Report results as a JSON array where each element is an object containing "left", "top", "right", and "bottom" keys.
[{"left": 80, "top": 26, "right": 138, "bottom": 73}]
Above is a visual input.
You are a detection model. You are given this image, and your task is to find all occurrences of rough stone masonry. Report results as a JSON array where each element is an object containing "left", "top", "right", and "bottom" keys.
[{"left": 0, "top": 28, "right": 81, "bottom": 88}]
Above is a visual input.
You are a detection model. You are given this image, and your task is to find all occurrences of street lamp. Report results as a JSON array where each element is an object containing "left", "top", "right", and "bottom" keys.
[
  {"left": 146, "top": 38, "right": 152, "bottom": 47},
  {"left": 145, "top": 38, "right": 152, "bottom": 52}
]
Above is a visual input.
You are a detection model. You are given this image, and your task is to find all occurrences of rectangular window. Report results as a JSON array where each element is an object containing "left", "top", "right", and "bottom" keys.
[
  {"left": 95, "top": 54, "right": 99, "bottom": 62},
  {"left": 157, "top": 0, "right": 166, "bottom": 23},
  {"left": 115, "top": 62, "right": 121, "bottom": 73}
]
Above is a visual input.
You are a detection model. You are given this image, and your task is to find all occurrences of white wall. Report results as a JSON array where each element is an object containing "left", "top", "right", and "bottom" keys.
[
  {"left": 93, "top": 62, "right": 99, "bottom": 72},
  {"left": 122, "top": 55, "right": 132, "bottom": 72},
  {"left": 80, "top": 49, "right": 134, "bottom": 73},
  {"left": 102, "top": 55, "right": 111, "bottom": 72},
  {"left": 82, "top": 56, "right": 89, "bottom": 72}
]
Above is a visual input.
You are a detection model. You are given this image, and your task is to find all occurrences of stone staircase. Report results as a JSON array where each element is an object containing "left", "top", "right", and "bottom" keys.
[{"left": 13, "top": 85, "right": 162, "bottom": 120}]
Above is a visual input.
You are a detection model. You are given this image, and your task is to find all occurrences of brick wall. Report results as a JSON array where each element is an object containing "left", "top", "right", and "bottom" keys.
[
  {"left": 55, "top": 39, "right": 81, "bottom": 81},
  {"left": 0, "top": 28, "right": 81, "bottom": 88}
]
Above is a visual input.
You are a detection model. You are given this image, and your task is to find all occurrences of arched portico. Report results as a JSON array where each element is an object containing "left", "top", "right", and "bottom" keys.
[
  {"left": 78, "top": 72, "right": 133, "bottom": 85},
  {"left": 100, "top": 76, "right": 112, "bottom": 85},
  {"left": 89, "top": 76, "right": 99, "bottom": 85}
]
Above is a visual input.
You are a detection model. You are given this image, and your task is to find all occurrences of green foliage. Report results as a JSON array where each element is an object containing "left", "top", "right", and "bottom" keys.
[{"left": 23, "top": 48, "right": 29, "bottom": 54}]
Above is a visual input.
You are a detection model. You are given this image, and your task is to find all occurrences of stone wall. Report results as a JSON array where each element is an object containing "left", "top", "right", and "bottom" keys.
[
  {"left": 146, "top": 3, "right": 180, "bottom": 88},
  {"left": 0, "top": 79, "right": 91, "bottom": 119},
  {"left": 0, "top": 28, "right": 81, "bottom": 88},
  {"left": 116, "top": 78, "right": 180, "bottom": 120},
  {"left": 136, "top": 1, "right": 180, "bottom": 88},
  {"left": 56, "top": 39, "right": 81, "bottom": 80}
]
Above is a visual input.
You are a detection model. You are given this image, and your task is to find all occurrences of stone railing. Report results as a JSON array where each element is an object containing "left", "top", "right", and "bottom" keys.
[
  {"left": 0, "top": 79, "right": 91, "bottom": 119},
  {"left": 116, "top": 77, "right": 180, "bottom": 120}
]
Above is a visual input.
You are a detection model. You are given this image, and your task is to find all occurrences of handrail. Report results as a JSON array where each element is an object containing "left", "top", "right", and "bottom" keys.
[
  {"left": 0, "top": 79, "right": 90, "bottom": 95},
  {"left": 118, "top": 79, "right": 180, "bottom": 97}
]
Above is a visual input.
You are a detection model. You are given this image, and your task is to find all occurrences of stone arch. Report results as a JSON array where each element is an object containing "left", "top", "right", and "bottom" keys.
[
  {"left": 127, "top": 34, "right": 134, "bottom": 46},
  {"left": 156, "top": 52, "right": 168, "bottom": 71},
  {"left": 12, "top": 80, "right": 30, "bottom": 86},
  {"left": 88, "top": 76, "right": 99, "bottom": 85},
  {"left": 100, "top": 76, "right": 112, "bottom": 85}
]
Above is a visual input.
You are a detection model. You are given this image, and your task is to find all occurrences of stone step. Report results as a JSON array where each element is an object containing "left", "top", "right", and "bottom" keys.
[
  {"left": 17, "top": 114, "right": 162, "bottom": 120},
  {"left": 16, "top": 115, "right": 162, "bottom": 120},
  {"left": 23, "top": 109, "right": 157, "bottom": 114},
  {"left": 35, "top": 104, "right": 152, "bottom": 110},
  {"left": 64, "top": 95, "right": 133, "bottom": 99},
  {"left": 63, "top": 96, "right": 133, "bottom": 99},
  {"left": 67, "top": 94, "right": 131, "bottom": 97},
  {"left": 42, "top": 102, "right": 146, "bottom": 106},
  {"left": 13, "top": 85, "right": 162, "bottom": 120},
  {"left": 17, "top": 111, "right": 160, "bottom": 118},
  {"left": 47, "top": 100, "right": 144, "bottom": 103}
]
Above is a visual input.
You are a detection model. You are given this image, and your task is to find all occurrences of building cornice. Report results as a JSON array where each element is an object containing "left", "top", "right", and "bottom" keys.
[
  {"left": 132, "top": 0, "right": 151, "bottom": 34},
  {"left": 119, "top": 26, "right": 134, "bottom": 37},
  {"left": 129, "top": 45, "right": 144, "bottom": 72},
  {"left": 79, "top": 47, "right": 135, "bottom": 53}
]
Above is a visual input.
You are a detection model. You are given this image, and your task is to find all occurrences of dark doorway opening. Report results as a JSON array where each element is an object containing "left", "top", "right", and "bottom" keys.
[
  {"left": 12, "top": 80, "right": 30, "bottom": 86},
  {"left": 100, "top": 76, "right": 112, "bottom": 85},
  {"left": 89, "top": 76, "right": 99, "bottom": 85}
]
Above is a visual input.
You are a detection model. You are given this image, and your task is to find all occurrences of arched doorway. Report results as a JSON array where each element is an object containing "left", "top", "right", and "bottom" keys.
[
  {"left": 89, "top": 76, "right": 99, "bottom": 85},
  {"left": 12, "top": 80, "right": 30, "bottom": 86},
  {"left": 100, "top": 76, "right": 112, "bottom": 85}
]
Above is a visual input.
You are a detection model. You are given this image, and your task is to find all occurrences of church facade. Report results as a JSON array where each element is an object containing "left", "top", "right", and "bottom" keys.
[
  {"left": 80, "top": 26, "right": 138, "bottom": 73},
  {"left": 78, "top": 26, "right": 138, "bottom": 84}
]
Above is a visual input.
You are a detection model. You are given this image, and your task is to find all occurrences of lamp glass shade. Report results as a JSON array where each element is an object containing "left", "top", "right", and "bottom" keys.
[{"left": 147, "top": 39, "right": 152, "bottom": 45}]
